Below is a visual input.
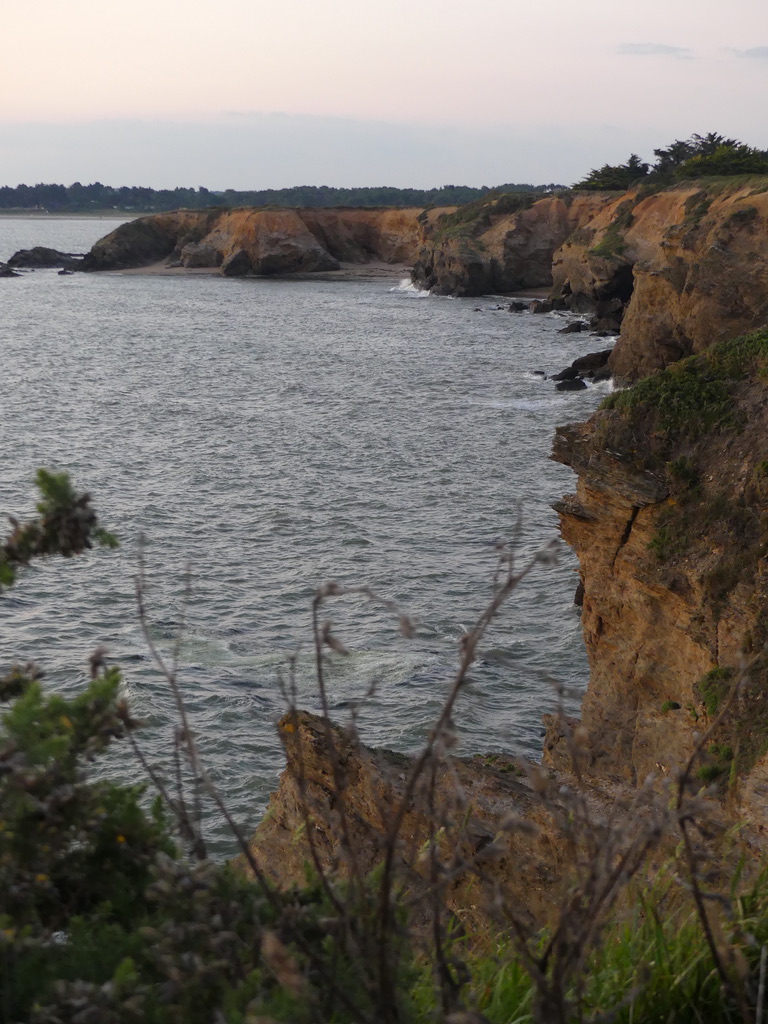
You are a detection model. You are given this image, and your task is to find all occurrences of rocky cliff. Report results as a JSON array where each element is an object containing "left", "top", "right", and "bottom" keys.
[
  {"left": 83, "top": 206, "right": 445, "bottom": 276},
  {"left": 245, "top": 711, "right": 580, "bottom": 932},
  {"left": 410, "top": 192, "right": 615, "bottom": 297},
  {"left": 550, "top": 181, "right": 768, "bottom": 382},
  {"left": 549, "top": 329, "right": 768, "bottom": 817},
  {"left": 81, "top": 183, "right": 768, "bottom": 385},
  {"left": 410, "top": 180, "right": 768, "bottom": 381}
]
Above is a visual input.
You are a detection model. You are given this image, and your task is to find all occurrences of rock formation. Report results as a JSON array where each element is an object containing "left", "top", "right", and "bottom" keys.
[
  {"left": 248, "top": 330, "right": 768, "bottom": 925},
  {"left": 8, "top": 246, "right": 85, "bottom": 270},
  {"left": 245, "top": 711, "right": 577, "bottom": 931},
  {"left": 411, "top": 180, "right": 768, "bottom": 381},
  {"left": 82, "top": 207, "right": 445, "bottom": 276},
  {"left": 549, "top": 329, "right": 768, "bottom": 815},
  {"left": 82, "top": 210, "right": 219, "bottom": 271},
  {"left": 550, "top": 183, "right": 768, "bottom": 381},
  {"left": 410, "top": 193, "right": 614, "bottom": 297}
]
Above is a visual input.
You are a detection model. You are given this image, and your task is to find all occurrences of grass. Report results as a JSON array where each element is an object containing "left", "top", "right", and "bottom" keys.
[
  {"left": 599, "top": 328, "right": 768, "bottom": 471},
  {"left": 682, "top": 190, "right": 713, "bottom": 229},
  {"left": 462, "top": 867, "right": 768, "bottom": 1023},
  {"left": 432, "top": 190, "right": 539, "bottom": 241},
  {"left": 588, "top": 221, "right": 627, "bottom": 260},
  {"left": 586, "top": 198, "right": 636, "bottom": 260}
]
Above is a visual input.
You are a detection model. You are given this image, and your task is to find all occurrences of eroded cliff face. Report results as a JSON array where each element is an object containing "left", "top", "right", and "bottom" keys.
[
  {"left": 550, "top": 182, "right": 768, "bottom": 381},
  {"left": 549, "top": 333, "right": 768, "bottom": 818},
  {"left": 82, "top": 210, "right": 217, "bottom": 271},
  {"left": 409, "top": 180, "right": 768, "bottom": 377},
  {"left": 84, "top": 207, "right": 440, "bottom": 276},
  {"left": 411, "top": 193, "right": 615, "bottom": 296}
]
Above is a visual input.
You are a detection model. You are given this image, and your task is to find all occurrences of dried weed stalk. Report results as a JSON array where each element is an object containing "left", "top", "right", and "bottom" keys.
[{"left": 132, "top": 527, "right": 767, "bottom": 1024}]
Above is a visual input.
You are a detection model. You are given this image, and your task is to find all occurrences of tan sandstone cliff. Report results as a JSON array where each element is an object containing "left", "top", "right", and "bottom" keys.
[
  {"left": 410, "top": 193, "right": 615, "bottom": 296},
  {"left": 83, "top": 206, "right": 447, "bottom": 276},
  {"left": 550, "top": 181, "right": 768, "bottom": 381},
  {"left": 548, "top": 332, "right": 768, "bottom": 821},
  {"left": 245, "top": 334, "right": 768, "bottom": 931}
]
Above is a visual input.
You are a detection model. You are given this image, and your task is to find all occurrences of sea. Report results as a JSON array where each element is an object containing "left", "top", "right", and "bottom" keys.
[{"left": 0, "top": 216, "right": 608, "bottom": 854}]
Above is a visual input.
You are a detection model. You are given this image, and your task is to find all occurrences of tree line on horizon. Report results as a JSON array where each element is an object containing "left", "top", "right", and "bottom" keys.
[
  {"left": 575, "top": 132, "right": 768, "bottom": 190},
  {"left": 0, "top": 180, "right": 564, "bottom": 214}
]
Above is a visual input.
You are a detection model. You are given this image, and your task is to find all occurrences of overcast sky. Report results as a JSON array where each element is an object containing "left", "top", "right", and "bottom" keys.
[{"left": 2, "top": 0, "right": 767, "bottom": 189}]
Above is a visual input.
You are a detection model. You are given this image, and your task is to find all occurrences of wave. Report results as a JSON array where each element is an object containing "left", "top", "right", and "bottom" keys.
[{"left": 389, "top": 278, "right": 431, "bottom": 297}]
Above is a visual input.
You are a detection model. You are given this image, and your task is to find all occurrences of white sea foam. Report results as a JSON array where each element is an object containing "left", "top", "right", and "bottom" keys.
[{"left": 390, "top": 278, "right": 431, "bottom": 297}]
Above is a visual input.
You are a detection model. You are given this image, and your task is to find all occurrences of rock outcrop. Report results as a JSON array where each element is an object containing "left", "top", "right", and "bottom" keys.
[
  {"left": 409, "top": 180, "right": 768, "bottom": 380},
  {"left": 78, "top": 182, "right": 768, "bottom": 380},
  {"left": 83, "top": 210, "right": 217, "bottom": 271},
  {"left": 411, "top": 193, "right": 615, "bottom": 296},
  {"left": 8, "top": 246, "right": 85, "bottom": 270},
  {"left": 82, "top": 207, "right": 443, "bottom": 276},
  {"left": 246, "top": 711, "right": 609, "bottom": 931},
  {"left": 248, "top": 333, "right": 768, "bottom": 920},
  {"left": 549, "top": 330, "right": 768, "bottom": 805},
  {"left": 550, "top": 182, "right": 768, "bottom": 382}
]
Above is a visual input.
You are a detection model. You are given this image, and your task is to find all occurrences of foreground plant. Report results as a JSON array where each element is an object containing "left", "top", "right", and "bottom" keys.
[{"left": 3, "top": 472, "right": 768, "bottom": 1024}]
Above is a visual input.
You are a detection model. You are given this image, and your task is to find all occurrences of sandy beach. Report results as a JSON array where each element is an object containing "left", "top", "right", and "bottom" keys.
[
  {"left": 108, "top": 259, "right": 414, "bottom": 281},
  {"left": 107, "top": 260, "right": 553, "bottom": 297}
]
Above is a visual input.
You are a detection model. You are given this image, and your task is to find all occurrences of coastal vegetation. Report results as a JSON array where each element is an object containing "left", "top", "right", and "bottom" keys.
[
  {"left": 600, "top": 327, "right": 768, "bottom": 455},
  {"left": 0, "top": 181, "right": 562, "bottom": 216},
  {"left": 574, "top": 132, "right": 768, "bottom": 190}
]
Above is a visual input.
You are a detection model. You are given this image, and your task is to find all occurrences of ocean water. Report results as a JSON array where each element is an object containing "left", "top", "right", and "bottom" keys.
[{"left": 0, "top": 217, "right": 608, "bottom": 853}]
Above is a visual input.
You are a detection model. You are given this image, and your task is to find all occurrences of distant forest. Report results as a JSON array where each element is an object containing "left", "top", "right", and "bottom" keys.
[{"left": 0, "top": 181, "right": 563, "bottom": 214}]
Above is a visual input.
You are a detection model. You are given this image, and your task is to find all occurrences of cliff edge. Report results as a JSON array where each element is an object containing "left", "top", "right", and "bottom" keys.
[
  {"left": 550, "top": 180, "right": 768, "bottom": 382},
  {"left": 410, "top": 179, "right": 768, "bottom": 381},
  {"left": 549, "top": 329, "right": 768, "bottom": 823}
]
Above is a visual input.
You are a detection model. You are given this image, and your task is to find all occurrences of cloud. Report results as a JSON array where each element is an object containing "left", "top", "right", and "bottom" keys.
[
  {"left": 735, "top": 46, "right": 768, "bottom": 60},
  {"left": 618, "top": 43, "right": 693, "bottom": 58}
]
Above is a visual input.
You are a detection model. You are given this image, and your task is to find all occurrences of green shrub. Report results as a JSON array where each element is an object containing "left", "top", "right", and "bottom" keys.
[
  {"left": 588, "top": 222, "right": 627, "bottom": 260},
  {"left": 697, "top": 667, "right": 735, "bottom": 717}
]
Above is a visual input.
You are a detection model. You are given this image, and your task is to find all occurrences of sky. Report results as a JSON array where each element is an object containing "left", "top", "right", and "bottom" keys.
[{"left": 2, "top": 0, "right": 767, "bottom": 190}]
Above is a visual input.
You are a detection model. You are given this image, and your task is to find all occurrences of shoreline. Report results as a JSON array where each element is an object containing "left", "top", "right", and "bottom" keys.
[
  {"left": 0, "top": 212, "right": 139, "bottom": 221},
  {"left": 103, "top": 259, "right": 553, "bottom": 296},
  {"left": 105, "top": 259, "right": 414, "bottom": 282}
]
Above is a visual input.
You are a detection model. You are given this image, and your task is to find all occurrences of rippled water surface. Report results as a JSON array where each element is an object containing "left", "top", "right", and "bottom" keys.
[{"left": 1, "top": 217, "right": 607, "bottom": 852}]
